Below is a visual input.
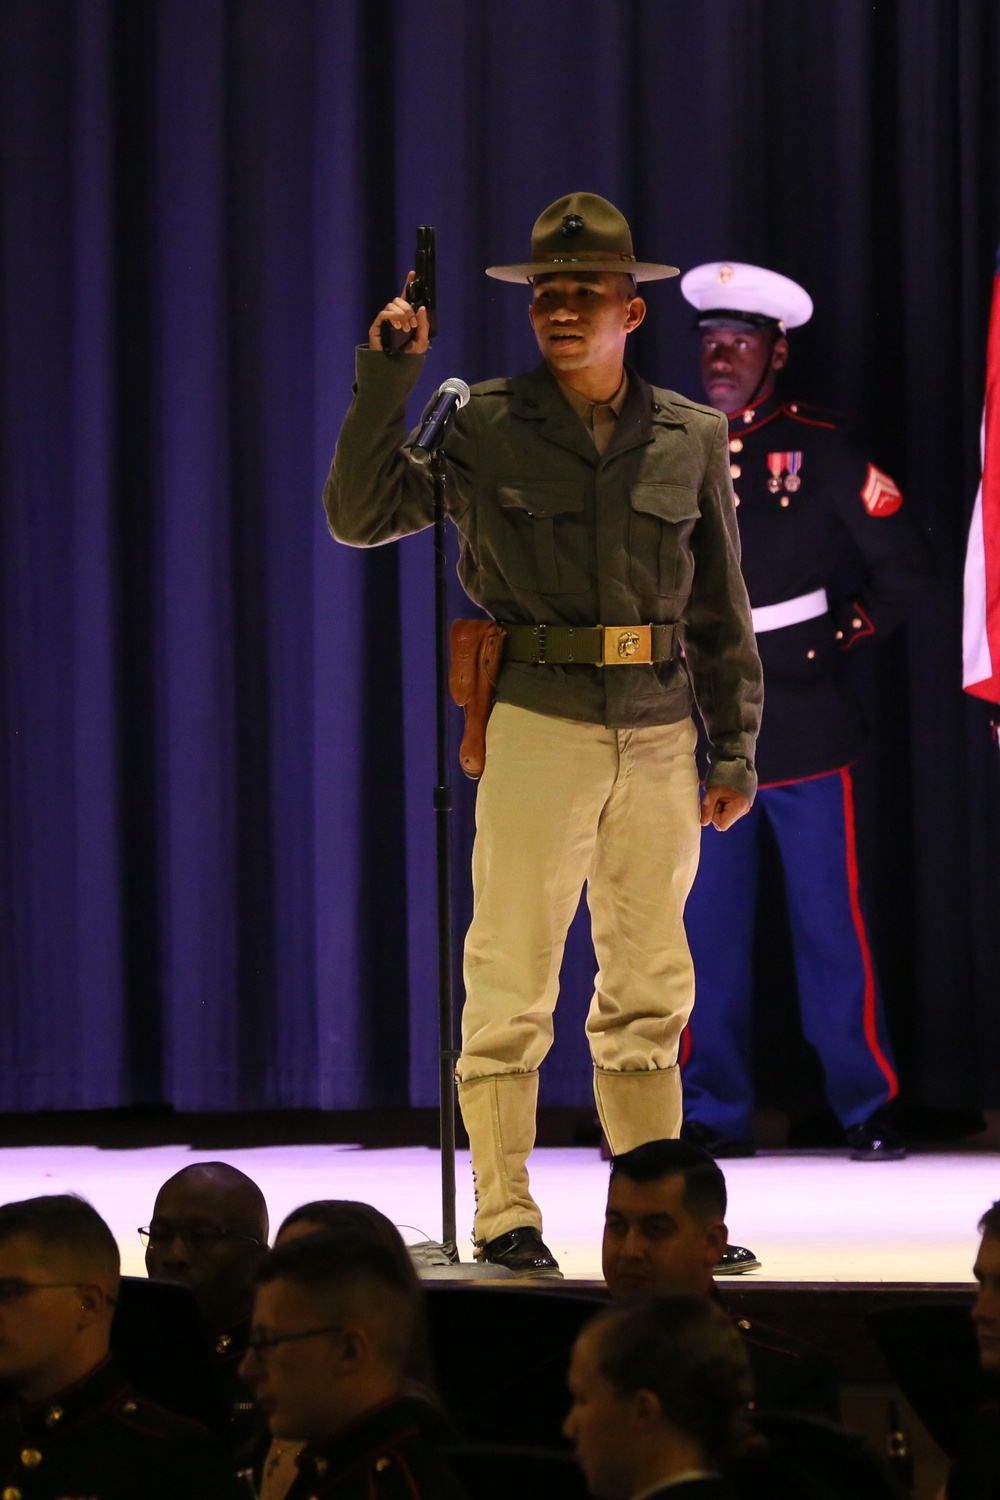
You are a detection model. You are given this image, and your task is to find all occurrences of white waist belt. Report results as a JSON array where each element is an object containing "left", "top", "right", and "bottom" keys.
[{"left": 751, "top": 587, "right": 829, "bottom": 634}]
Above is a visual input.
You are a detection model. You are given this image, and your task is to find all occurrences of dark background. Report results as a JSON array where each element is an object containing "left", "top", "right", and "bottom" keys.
[{"left": 1, "top": 0, "right": 998, "bottom": 1118}]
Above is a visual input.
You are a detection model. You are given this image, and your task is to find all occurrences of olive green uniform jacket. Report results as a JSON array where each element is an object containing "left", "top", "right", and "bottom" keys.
[{"left": 326, "top": 350, "right": 763, "bottom": 801}]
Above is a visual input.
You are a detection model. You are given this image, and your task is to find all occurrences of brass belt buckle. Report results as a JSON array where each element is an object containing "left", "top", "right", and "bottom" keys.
[{"left": 603, "top": 624, "right": 652, "bottom": 664}]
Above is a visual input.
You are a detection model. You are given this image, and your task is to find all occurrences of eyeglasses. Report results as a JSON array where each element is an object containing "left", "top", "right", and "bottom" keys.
[
  {"left": 0, "top": 1280, "right": 88, "bottom": 1306},
  {"left": 245, "top": 1324, "right": 344, "bottom": 1357},
  {"left": 138, "top": 1225, "right": 263, "bottom": 1250}
]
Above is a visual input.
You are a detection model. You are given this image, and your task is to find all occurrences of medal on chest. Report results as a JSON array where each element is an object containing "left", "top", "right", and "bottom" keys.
[{"left": 767, "top": 451, "right": 803, "bottom": 504}]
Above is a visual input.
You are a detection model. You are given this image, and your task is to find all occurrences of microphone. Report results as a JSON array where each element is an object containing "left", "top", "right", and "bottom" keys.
[{"left": 411, "top": 378, "right": 471, "bottom": 464}]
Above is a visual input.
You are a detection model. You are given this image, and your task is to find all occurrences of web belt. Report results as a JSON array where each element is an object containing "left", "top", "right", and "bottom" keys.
[{"left": 501, "top": 622, "right": 677, "bottom": 666}]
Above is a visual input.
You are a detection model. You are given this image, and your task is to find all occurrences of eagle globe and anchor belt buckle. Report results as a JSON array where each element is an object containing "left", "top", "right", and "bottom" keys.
[{"left": 603, "top": 624, "right": 652, "bottom": 664}]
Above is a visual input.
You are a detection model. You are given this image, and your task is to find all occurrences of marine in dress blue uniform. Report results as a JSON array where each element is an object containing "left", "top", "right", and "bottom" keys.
[{"left": 677, "top": 262, "right": 930, "bottom": 1159}]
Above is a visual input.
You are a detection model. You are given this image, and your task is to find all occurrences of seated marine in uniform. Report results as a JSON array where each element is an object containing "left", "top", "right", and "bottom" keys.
[
  {"left": 563, "top": 1294, "right": 756, "bottom": 1500},
  {"left": 141, "top": 1159, "right": 269, "bottom": 1445},
  {"left": 0, "top": 1192, "right": 240, "bottom": 1500},
  {"left": 945, "top": 1200, "right": 1000, "bottom": 1500},
  {"left": 248, "top": 1201, "right": 440, "bottom": 1500},
  {"left": 602, "top": 1139, "right": 840, "bottom": 1418},
  {"left": 240, "top": 1231, "right": 466, "bottom": 1500}
]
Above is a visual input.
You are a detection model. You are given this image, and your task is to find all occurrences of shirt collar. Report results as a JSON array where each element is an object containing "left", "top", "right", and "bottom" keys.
[
  {"left": 631, "top": 1470, "right": 720, "bottom": 1500},
  {"left": 557, "top": 370, "right": 630, "bottom": 422}
]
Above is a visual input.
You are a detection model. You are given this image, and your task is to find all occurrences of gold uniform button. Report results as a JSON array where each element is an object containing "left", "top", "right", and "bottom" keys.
[
  {"left": 3, "top": 1487, "right": 22, "bottom": 1500},
  {"left": 780, "top": 496, "right": 790, "bottom": 507},
  {"left": 19, "top": 1450, "right": 42, "bottom": 1468},
  {"left": 852, "top": 617, "right": 863, "bottom": 629},
  {"left": 44, "top": 1405, "right": 63, "bottom": 1427},
  {"left": 806, "top": 649, "right": 816, "bottom": 660},
  {"left": 738, "top": 1319, "right": 752, "bottom": 1331},
  {"left": 375, "top": 1458, "right": 392, "bottom": 1473},
  {"left": 122, "top": 1401, "right": 137, "bottom": 1413},
  {"left": 835, "top": 630, "right": 844, "bottom": 640},
  {"left": 730, "top": 463, "right": 741, "bottom": 479},
  {"left": 215, "top": 1334, "right": 232, "bottom": 1355},
  {"left": 790, "top": 403, "right": 798, "bottom": 412},
  {"left": 733, "top": 494, "right": 741, "bottom": 507},
  {"left": 729, "top": 437, "right": 743, "bottom": 453}
]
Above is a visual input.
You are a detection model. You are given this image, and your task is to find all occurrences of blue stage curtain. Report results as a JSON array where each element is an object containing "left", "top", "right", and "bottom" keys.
[{"left": 1, "top": 0, "right": 998, "bottom": 1111}]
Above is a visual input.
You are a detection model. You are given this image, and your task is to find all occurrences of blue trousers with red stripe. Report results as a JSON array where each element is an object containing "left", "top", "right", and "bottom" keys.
[{"left": 681, "top": 767, "right": 897, "bottom": 1140}]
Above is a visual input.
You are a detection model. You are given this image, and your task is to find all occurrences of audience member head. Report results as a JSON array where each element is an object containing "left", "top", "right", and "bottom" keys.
[
  {"left": 603, "top": 1139, "right": 729, "bottom": 1301},
  {"left": 241, "top": 1230, "right": 421, "bottom": 1444},
  {"left": 0, "top": 1194, "right": 120, "bottom": 1404},
  {"left": 276, "top": 1201, "right": 416, "bottom": 1277},
  {"left": 142, "top": 1162, "right": 268, "bottom": 1330},
  {"left": 275, "top": 1199, "right": 435, "bottom": 1392},
  {"left": 973, "top": 1201, "right": 1000, "bottom": 1372},
  {"left": 564, "top": 1294, "right": 754, "bottom": 1500}
]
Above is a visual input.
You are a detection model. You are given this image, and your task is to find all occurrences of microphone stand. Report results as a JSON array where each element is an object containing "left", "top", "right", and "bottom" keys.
[
  {"left": 412, "top": 399, "right": 513, "bottom": 1278},
  {"left": 431, "top": 446, "right": 459, "bottom": 1262}
]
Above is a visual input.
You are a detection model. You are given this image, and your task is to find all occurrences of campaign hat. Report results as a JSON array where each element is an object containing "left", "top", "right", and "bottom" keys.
[
  {"left": 486, "top": 192, "right": 679, "bottom": 284},
  {"left": 681, "top": 260, "right": 813, "bottom": 331}
]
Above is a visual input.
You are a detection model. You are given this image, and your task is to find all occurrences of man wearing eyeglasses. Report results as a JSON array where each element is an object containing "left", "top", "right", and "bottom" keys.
[
  {"left": 0, "top": 1193, "right": 241, "bottom": 1499},
  {"left": 240, "top": 1231, "right": 468, "bottom": 1499},
  {"left": 141, "top": 1160, "right": 269, "bottom": 1444}
]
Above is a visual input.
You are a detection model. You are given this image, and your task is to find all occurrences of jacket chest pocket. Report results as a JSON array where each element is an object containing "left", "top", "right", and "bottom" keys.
[
  {"left": 496, "top": 483, "right": 590, "bottom": 594},
  {"left": 628, "top": 482, "right": 700, "bottom": 598}
]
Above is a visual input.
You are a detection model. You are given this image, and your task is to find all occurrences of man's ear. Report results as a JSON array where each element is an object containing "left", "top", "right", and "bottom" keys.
[
  {"left": 705, "top": 1220, "right": 729, "bottom": 1266},
  {"left": 625, "top": 296, "right": 647, "bottom": 333},
  {"left": 771, "top": 335, "right": 789, "bottom": 372},
  {"left": 630, "top": 1387, "right": 663, "bottom": 1432},
  {"left": 76, "top": 1284, "right": 106, "bottom": 1328},
  {"left": 339, "top": 1325, "right": 372, "bottom": 1367}
]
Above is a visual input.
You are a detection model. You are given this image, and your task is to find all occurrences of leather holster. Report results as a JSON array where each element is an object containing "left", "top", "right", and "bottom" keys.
[{"left": 449, "top": 619, "right": 507, "bottom": 779}]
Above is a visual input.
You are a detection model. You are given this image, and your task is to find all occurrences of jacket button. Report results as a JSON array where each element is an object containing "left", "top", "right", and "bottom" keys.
[
  {"left": 19, "top": 1451, "right": 42, "bottom": 1468},
  {"left": 738, "top": 1319, "right": 752, "bottom": 1331},
  {"left": 733, "top": 495, "right": 741, "bottom": 507},
  {"left": 3, "top": 1487, "right": 23, "bottom": 1500},
  {"left": 780, "top": 496, "right": 790, "bottom": 507},
  {"left": 835, "top": 630, "right": 844, "bottom": 640},
  {"left": 730, "top": 463, "right": 741, "bottom": 479},
  {"left": 729, "top": 437, "right": 743, "bottom": 453},
  {"left": 852, "top": 617, "right": 863, "bottom": 629},
  {"left": 807, "top": 649, "right": 816, "bottom": 659}
]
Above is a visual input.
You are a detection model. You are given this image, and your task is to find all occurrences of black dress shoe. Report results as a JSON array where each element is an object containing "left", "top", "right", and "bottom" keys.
[
  {"left": 846, "top": 1110, "right": 907, "bottom": 1161},
  {"left": 714, "top": 1243, "right": 762, "bottom": 1275},
  {"left": 681, "top": 1120, "right": 756, "bottom": 1159},
  {"left": 475, "top": 1226, "right": 563, "bottom": 1277}
]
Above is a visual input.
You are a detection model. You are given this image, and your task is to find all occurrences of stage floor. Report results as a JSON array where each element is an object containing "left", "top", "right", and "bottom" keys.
[{"left": 0, "top": 1140, "right": 991, "bottom": 1283}]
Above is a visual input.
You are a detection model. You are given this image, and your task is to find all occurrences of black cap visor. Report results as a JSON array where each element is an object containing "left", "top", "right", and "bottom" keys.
[{"left": 694, "top": 308, "right": 784, "bottom": 333}]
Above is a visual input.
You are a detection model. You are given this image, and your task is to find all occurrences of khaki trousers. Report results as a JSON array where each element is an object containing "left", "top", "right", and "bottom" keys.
[{"left": 456, "top": 703, "right": 701, "bottom": 1242}]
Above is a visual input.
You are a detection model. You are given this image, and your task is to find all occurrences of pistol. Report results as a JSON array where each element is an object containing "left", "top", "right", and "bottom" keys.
[{"left": 382, "top": 225, "right": 437, "bottom": 355}]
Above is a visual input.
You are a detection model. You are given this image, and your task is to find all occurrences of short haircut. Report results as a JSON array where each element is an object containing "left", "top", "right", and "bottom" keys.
[
  {"left": 276, "top": 1202, "right": 435, "bottom": 1391},
  {"left": 257, "top": 1230, "right": 420, "bottom": 1369},
  {"left": 979, "top": 1202, "right": 1000, "bottom": 1238},
  {"left": 589, "top": 1294, "right": 754, "bottom": 1465},
  {"left": 0, "top": 1195, "right": 120, "bottom": 1290},
  {"left": 610, "top": 1139, "right": 727, "bottom": 1220},
  {"left": 279, "top": 1202, "right": 417, "bottom": 1283}
]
